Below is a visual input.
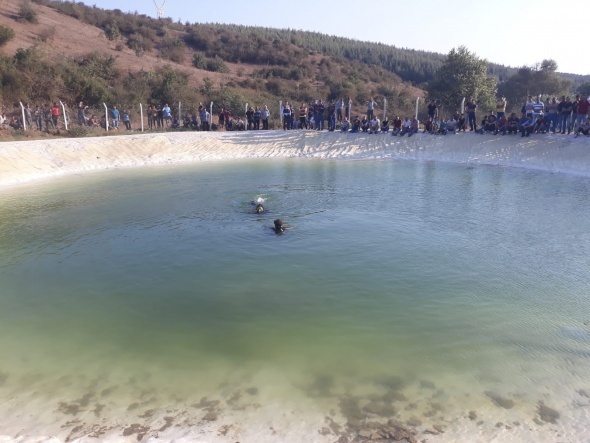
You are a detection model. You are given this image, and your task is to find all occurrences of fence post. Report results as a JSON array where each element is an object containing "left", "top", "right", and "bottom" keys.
[
  {"left": 103, "top": 103, "right": 109, "bottom": 132},
  {"left": 59, "top": 101, "right": 68, "bottom": 130},
  {"left": 279, "top": 100, "right": 282, "bottom": 126},
  {"left": 461, "top": 97, "right": 466, "bottom": 114},
  {"left": 178, "top": 101, "right": 181, "bottom": 122},
  {"left": 415, "top": 97, "right": 420, "bottom": 119},
  {"left": 348, "top": 98, "right": 352, "bottom": 121},
  {"left": 19, "top": 102, "right": 27, "bottom": 131},
  {"left": 140, "top": 103, "right": 144, "bottom": 132},
  {"left": 210, "top": 102, "right": 213, "bottom": 127},
  {"left": 383, "top": 97, "right": 387, "bottom": 121}
]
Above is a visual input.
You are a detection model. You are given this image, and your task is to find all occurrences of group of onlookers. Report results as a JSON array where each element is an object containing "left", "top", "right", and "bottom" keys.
[
  {"left": 431, "top": 95, "right": 590, "bottom": 138},
  {"left": 3, "top": 93, "right": 589, "bottom": 139},
  {"left": 0, "top": 103, "right": 63, "bottom": 131}
]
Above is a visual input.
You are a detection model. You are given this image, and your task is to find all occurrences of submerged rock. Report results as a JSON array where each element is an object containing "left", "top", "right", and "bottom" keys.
[
  {"left": 339, "top": 396, "right": 365, "bottom": 422},
  {"left": 245, "top": 387, "right": 258, "bottom": 395},
  {"left": 537, "top": 401, "right": 560, "bottom": 424},
  {"left": 485, "top": 391, "right": 514, "bottom": 409},
  {"left": 363, "top": 400, "right": 396, "bottom": 418},
  {"left": 468, "top": 410, "right": 477, "bottom": 421},
  {"left": 375, "top": 375, "right": 407, "bottom": 391},
  {"left": 406, "top": 416, "right": 422, "bottom": 427},
  {"left": 305, "top": 374, "right": 335, "bottom": 398},
  {"left": 203, "top": 411, "right": 218, "bottom": 421},
  {"left": 419, "top": 380, "right": 436, "bottom": 390}
]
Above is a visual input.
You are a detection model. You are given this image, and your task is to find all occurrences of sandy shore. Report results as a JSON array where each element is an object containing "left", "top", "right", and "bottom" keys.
[{"left": 1, "top": 130, "right": 589, "bottom": 187}]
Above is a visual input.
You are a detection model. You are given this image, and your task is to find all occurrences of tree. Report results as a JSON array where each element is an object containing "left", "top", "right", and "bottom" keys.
[
  {"left": 427, "top": 46, "right": 496, "bottom": 112},
  {"left": 577, "top": 82, "right": 590, "bottom": 98},
  {"left": 0, "top": 25, "right": 15, "bottom": 47},
  {"left": 498, "top": 59, "right": 572, "bottom": 108}
]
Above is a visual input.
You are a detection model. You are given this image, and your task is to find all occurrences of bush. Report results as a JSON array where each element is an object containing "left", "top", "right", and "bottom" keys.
[
  {"left": 37, "top": 26, "right": 56, "bottom": 42},
  {"left": 192, "top": 53, "right": 206, "bottom": 69},
  {"left": 0, "top": 25, "right": 15, "bottom": 47},
  {"left": 104, "top": 22, "right": 120, "bottom": 41},
  {"left": 205, "top": 56, "right": 228, "bottom": 73},
  {"left": 18, "top": 1, "right": 39, "bottom": 24},
  {"left": 67, "top": 125, "right": 89, "bottom": 138}
]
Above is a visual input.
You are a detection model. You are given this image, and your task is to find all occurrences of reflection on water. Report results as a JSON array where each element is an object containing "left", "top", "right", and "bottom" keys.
[{"left": 0, "top": 159, "right": 589, "bottom": 442}]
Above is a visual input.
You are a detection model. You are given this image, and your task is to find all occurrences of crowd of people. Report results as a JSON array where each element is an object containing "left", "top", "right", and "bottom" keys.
[
  {"left": 419, "top": 95, "right": 590, "bottom": 138},
  {"left": 2, "top": 94, "right": 589, "bottom": 138}
]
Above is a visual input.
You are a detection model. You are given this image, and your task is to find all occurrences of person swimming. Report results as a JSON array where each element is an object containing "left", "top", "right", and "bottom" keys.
[
  {"left": 273, "top": 219, "right": 284, "bottom": 233},
  {"left": 255, "top": 204, "right": 264, "bottom": 213}
]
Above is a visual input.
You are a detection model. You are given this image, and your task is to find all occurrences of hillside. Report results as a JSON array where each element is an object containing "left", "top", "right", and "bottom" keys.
[
  {"left": 0, "top": 0, "right": 426, "bottom": 121},
  {"left": 0, "top": 0, "right": 587, "bottom": 127}
]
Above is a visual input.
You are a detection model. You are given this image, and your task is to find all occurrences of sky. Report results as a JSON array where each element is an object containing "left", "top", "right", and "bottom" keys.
[{"left": 79, "top": 0, "right": 590, "bottom": 76}]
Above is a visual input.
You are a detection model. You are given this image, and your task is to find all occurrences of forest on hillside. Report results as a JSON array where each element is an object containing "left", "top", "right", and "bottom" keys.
[{"left": 0, "top": 0, "right": 589, "bottom": 125}]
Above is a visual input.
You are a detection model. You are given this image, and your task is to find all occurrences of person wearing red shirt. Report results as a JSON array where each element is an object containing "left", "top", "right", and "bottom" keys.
[
  {"left": 391, "top": 116, "right": 402, "bottom": 135},
  {"left": 51, "top": 103, "right": 60, "bottom": 128},
  {"left": 575, "top": 96, "right": 589, "bottom": 130}
]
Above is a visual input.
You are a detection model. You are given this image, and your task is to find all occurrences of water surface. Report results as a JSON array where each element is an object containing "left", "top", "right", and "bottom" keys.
[{"left": 0, "top": 159, "right": 589, "bottom": 442}]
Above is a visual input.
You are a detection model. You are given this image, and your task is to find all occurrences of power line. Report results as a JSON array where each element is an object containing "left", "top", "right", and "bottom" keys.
[{"left": 152, "top": 0, "right": 167, "bottom": 19}]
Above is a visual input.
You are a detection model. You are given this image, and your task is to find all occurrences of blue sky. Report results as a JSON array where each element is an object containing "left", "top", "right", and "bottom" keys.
[{"left": 80, "top": 0, "right": 589, "bottom": 76}]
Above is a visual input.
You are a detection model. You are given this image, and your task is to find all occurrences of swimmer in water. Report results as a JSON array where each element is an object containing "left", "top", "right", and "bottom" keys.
[
  {"left": 255, "top": 204, "right": 264, "bottom": 213},
  {"left": 273, "top": 219, "right": 284, "bottom": 233}
]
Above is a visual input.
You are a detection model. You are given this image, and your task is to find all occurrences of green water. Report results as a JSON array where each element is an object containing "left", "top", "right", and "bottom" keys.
[{"left": 0, "top": 159, "right": 589, "bottom": 441}]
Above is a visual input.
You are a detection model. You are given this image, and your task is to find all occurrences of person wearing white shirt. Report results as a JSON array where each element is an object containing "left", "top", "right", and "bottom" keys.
[
  {"left": 446, "top": 117, "right": 457, "bottom": 134},
  {"left": 532, "top": 98, "right": 544, "bottom": 118},
  {"left": 369, "top": 117, "right": 380, "bottom": 134},
  {"left": 400, "top": 117, "right": 412, "bottom": 136}
]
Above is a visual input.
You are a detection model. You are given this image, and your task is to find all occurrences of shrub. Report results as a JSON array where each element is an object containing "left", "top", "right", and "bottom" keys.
[
  {"left": 104, "top": 22, "right": 120, "bottom": 41},
  {"left": 205, "top": 56, "right": 228, "bottom": 73},
  {"left": 18, "top": 1, "right": 39, "bottom": 24},
  {"left": 0, "top": 25, "right": 15, "bottom": 47},
  {"left": 192, "top": 53, "right": 206, "bottom": 69},
  {"left": 37, "top": 26, "right": 56, "bottom": 42},
  {"left": 67, "top": 125, "right": 89, "bottom": 138}
]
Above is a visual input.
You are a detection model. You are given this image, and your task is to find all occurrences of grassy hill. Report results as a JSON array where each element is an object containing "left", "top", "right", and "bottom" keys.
[{"left": 0, "top": 0, "right": 587, "bottom": 129}]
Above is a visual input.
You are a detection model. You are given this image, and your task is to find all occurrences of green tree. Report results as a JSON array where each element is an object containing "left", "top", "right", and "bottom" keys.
[
  {"left": 427, "top": 46, "right": 496, "bottom": 111},
  {"left": 498, "top": 59, "right": 572, "bottom": 108},
  {"left": 0, "top": 25, "right": 15, "bottom": 47},
  {"left": 104, "top": 21, "right": 120, "bottom": 41},
  {"left": 576, "top": 82, "right": 590, "bottom": 98}
]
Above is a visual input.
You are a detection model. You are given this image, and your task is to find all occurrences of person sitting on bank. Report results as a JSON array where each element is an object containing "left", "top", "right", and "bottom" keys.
[
  {"left": 340, "top": 117, "right": 350, "bottom": 132},
  {"left": 400, "top": 117, "right": 412, "bottom": 136},
  {"left": 9, "top": 116, "right": 22, "bottom": 129},
  {"left": 391, "top": 116, "right": 402, "bottom": 135},
  {"left": 88, "top": 115, "right": 99, "bottom": 127},
  {"left": 521, "top": 115, "right": 536, "bottom": 137},
  {"left": 504, "top": 113, "right": 519, "bottom": 135},
  {"left": 369, "top": 117, "right": 380, "bottom": 134},
  {"left": 361, "top": 116, "right": 369, "bottom": 132},
  {"left": 380, "top": 117, "right": 389, "bottom": 133},
  {"left": 534, "top": 115, "right": 548, "bottom": 133},
  {"left": 446, "top": 117, "right": 457, "bottom": 134},
  {"left": 408, "top": 117, "right": 419, "bottom": 136},
  {"left": 575, "top": 120, "right": 590, "bottom": 137}
]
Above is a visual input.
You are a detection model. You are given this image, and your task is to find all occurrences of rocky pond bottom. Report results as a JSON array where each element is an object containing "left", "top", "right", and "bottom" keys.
[
  {"left": 0, "top": 362, "right": 587, "bottom": 442},
  {"left": 0, "top": 158, "right": 589, "bottom": 442}
]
